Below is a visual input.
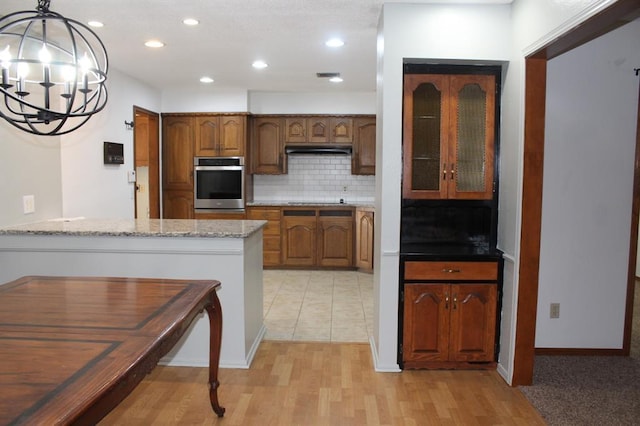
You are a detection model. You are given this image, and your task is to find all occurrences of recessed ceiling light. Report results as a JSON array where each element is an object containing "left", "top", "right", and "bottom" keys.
[
  {"left": 325, "top": 38, "right": 345, "bottom": 48},
  {"left": 329, "top": 76, "right": 344, "bottom": 83},
  {"left": 87, "top": 21, "right": 104, "bottom": 28},
  {"left": 200, "top": 76, "right": 214, "bottom": 84},
  {"left": 252, "top": 60, "right": 268, "bottom": 69},
  {"left": 144, "top": 40, "right": 165, "bottom": 48},
  {"left": 183, "top": 18, "right": 199, "bottom": 26}
]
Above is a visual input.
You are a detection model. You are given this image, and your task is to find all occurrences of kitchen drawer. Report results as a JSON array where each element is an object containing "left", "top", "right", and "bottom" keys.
[
  {"left": 263, "top": 252, "right": 281, "bottom": 266},
  {"left": 247, "top": 208, "right": 281, "bottom": 221},
  {"left": 404, "top": 261, "right": 498, "bottom": 281},
  {"left": 264, "top": 235, "right": 281, "bottom": 251}
]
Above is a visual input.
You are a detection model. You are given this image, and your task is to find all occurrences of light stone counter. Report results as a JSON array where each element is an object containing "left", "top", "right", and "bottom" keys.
[
  {"left": 0, "top": 218, "right": 266, "bottom": 238},
  {"left": 0, "top": 218, "right": 267, "bottom": 369}
]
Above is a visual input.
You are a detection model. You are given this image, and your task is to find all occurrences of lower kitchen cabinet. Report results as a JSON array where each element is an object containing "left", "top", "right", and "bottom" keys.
[
  {"left": 318, "top": 211, "right": 353, "bottom": 268},
  {"left": 282, "top": 210, "right": 317, "bottom": 266},
  {"left": 247, "top": 206, "right": 282, "bottom": 267},
  {"left": 400, "top": 260, "right": 500, "bottom": 369},
  {"left": 281, "top": 208, "right": 354, "bottom": 268},
  {"left": 355, "top": 207, "right": 374, "bottom": 272}
]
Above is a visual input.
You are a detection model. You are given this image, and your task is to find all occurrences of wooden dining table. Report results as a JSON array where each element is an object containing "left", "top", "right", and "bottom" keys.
[{"left": 0, "top": 275, "right": 225, "bottom": 425}]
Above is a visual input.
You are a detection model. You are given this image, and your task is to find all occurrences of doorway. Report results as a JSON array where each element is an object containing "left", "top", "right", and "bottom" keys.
[
  {"left": 513, "top": 0, "right": 640, "bottom": 385},
  {"left": 133, "top": 106, "right": 160, "bottom": 219}
]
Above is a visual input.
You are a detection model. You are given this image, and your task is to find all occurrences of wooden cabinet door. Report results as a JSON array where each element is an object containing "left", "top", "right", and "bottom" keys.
[
  {"left": 307, "top": 117, "right": 329, "bottom": 143},
  {"left": 448, "top": 75, "right": 495, "bottom": 200},
  {"left": 281, "top": 211, "right": 316, "bottom": 266},
  {"left": 352, "top": 117, "right": 376, "bottom": 175},
  {"left": 403, "top": 74, "right": 449, "bottom": 199},
  {"left": 162, "top": 116, "right": 194, "bottom": 191},
  {"left": 219, "top": 115, "right": 245, "bottom": 157},
  {"left": 162, "top": 190, "right": 194, "bottom": 219},
  {"left": 318, "top": 212, "right": 353, "bottom": 267},
  {"left": 252, "top": 118, "right": 285, "bottom": 174},
  {"left": 330, "top": 117, "right": 353, "bottom": 144},
  {"left": 403, "top": 284, "right": 450, "bottom": 364},
  {"left": 284, "top": 117, "right": 307, "bottom": 143},
  {"left": 449, "top": 284, "right": 497, "bottom": 362},
  {"left": 355, "top": 209, "right": 374, "bottom": 271},
  {"left": 194, "top": 116, "right": 220, "bottom": 157}
]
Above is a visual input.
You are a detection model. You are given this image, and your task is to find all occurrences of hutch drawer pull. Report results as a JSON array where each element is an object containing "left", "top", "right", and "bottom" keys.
[{"left": 441, "top": 268, "right": 461, "bottom": 273}]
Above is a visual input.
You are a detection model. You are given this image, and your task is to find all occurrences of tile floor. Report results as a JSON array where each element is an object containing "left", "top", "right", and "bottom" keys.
[{"left": 263, "top": 269, "right": 374, "bottom": 343}]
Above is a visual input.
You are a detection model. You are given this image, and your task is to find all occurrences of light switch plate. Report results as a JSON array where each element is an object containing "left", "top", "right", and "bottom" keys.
[{"left": 23, "top": 195, "right": 35, "bottom": 214}]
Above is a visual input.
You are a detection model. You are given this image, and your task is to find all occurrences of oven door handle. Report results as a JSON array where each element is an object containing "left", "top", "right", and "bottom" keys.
[{"left": 194, "top": 165, "right": 244, "bottom": 171}]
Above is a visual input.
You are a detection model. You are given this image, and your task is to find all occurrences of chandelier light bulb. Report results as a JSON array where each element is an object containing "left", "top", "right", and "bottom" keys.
[
  {"left": 39, "top": 44, "right": 52, "bottom": 64},
  {"left": 17, "top": 62, "right": 29, "bottom": 79}
]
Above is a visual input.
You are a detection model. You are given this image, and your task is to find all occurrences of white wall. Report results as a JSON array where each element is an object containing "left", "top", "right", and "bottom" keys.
[
  {"left": 162, "top": 87, "right": 249, "bottom": 112},
  {"left": 0, "top": 123, "right": 63, "bottom": 226},
  {"left": 375, "top": 3, "right": 511, "bottom": 372},
  {"left": 60, "top": 69, "right": 162, "bottom": 219},
  {"left": 536, "top": 19, "right": 639, "bottom": 348}
]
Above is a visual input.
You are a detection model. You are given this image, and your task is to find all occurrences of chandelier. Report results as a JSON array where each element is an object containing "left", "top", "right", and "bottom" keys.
[{"left": 0, "top": 0, "right": 108, "bottom": 136}]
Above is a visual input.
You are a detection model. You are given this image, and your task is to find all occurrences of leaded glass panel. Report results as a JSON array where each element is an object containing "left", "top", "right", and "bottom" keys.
[{"left": 456, "top": 83, "right": 486, "bottom": 192}]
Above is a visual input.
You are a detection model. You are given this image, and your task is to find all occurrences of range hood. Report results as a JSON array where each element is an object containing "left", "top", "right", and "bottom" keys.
[{"left": 285, "top": 145, "right": 352, "bottom": 155}]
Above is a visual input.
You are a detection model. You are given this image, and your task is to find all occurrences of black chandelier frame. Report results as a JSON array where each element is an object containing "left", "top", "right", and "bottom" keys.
[{"left": 0, "top": 0, "right": 109, "bottom": 136}]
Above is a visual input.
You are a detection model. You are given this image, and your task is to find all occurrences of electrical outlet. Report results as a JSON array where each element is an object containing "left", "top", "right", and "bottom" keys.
[
  {"left": 550, "top": 303, "right": 560, "bottom": 319},
  {"left": 22, "top": 195, "right": 35, "bottom": 214}
]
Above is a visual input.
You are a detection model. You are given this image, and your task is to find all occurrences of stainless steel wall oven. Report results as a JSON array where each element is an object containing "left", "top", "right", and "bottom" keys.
[{"left": 194, "top": 157, "right": 245, "bottom": 210}]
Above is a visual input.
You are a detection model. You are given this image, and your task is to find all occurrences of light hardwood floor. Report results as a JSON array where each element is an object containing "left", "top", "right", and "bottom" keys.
[
  {"left": 100, "top": 341, "right": 545, "bottom": 425},
  {"left": 100, "top": 270, "right": 545, "bottom": 425}
]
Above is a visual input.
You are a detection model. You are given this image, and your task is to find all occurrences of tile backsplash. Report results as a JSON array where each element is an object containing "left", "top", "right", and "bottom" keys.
[{"left": 252, "top": 155, "right": 375, "bottom": 203}]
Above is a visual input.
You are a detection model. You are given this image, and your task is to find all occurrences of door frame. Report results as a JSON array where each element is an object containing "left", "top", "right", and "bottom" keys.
[
  {"left": 133, "top": 106, "right": 160, "bottom": 219},
  {"left": 513, "top": 0, "right": 640, "bottom": 385}
]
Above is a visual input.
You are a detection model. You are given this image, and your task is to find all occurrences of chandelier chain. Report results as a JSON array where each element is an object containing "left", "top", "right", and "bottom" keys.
[{"left": 37, "top": 0, "right": 51, "bottom": 13}]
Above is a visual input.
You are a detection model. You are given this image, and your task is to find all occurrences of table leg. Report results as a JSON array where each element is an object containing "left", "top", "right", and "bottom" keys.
[{"left": 205, "top": 291, "right": 225, "bottom": 417}]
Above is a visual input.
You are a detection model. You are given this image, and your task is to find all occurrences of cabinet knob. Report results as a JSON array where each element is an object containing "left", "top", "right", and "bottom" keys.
[{"left": 442, "top": 268, "right": 461, "bottom": 273}]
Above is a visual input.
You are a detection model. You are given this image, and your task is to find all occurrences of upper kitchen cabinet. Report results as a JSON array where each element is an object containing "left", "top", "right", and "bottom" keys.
[
  {"left": 402, "top": 72, "right": 497, "bottom": 200},
  {"left": 284, "top": 116, "right": 353, "bottom": 144},
  {"left": 251, "top": 116, "right": 286, "bottom": 174},
  {"left": 352, "top": 116, "right": 376, "bottom": 175},
  {"left": 194, "top": 114, "right": 246, "bottom": 157}
]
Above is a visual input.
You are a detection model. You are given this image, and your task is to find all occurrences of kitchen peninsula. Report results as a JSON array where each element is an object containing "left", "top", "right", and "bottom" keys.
[{"left": 0, "top": 218, "right": 266, "bottom": 369}]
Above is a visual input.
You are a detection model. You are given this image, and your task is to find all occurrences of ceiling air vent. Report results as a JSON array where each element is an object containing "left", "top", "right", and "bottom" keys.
[{"left": 316, "top": 72, "right": 341, "bottom": 79}]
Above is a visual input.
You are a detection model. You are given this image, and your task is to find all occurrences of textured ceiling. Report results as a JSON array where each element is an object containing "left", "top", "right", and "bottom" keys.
[{"left": 1, "top": 0, "right": 512, "bottom": 93}]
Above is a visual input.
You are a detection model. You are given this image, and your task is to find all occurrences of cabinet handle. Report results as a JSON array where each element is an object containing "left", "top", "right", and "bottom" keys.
[
  {"left": 450, "top": 164, "right": 455, "bottom": 181},
  {"left": 453, "top": 296, "right": 458, "bottom": 310},
  {"left": 445, "top": 293, "right": 449, "bottom": 310},
  {"left": 441, "top": 268, "right": 461, "bottom": 273},
  {"left": 443, "top": 163, "right": 447, "bottom": 180}
]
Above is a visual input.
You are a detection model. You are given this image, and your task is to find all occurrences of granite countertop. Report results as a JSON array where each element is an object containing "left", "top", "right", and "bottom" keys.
[{"left": 0, "top": 218, "right": 267, "bottom": 238}]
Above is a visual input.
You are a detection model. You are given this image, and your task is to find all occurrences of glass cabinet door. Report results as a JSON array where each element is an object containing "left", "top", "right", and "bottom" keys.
[
  {"left": 403, "top": 74, "right": 449, "bottom": 199},
  {"left": 449, "top": 74, "right": 495, "bottom": 199},
  {"left": 403, "top": 73, "right": 495, "bottom": 200}
]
